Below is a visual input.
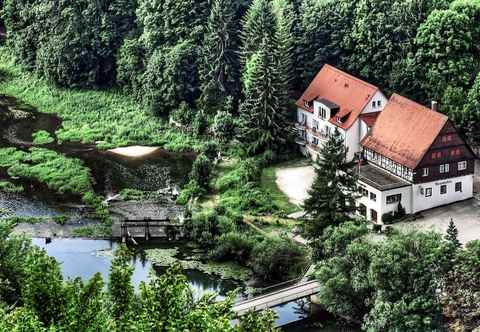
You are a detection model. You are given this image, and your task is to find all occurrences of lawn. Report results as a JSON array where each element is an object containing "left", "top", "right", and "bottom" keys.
[
  {"left": 260, "top": 162, "right": 303, "bottom": 215},
  {"left": 0, "top": 47, "right": 203, "bottom": 151}
]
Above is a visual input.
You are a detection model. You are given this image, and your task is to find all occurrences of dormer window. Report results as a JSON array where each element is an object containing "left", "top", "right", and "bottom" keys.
[
  {"left": 304, "top": 100, "right": 309, "bottom": 108},
  {"left": 336, "top": 116, "right": 342, "bottom": 124}
]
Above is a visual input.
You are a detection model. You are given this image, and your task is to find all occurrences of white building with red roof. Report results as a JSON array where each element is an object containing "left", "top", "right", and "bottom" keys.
[
  {"left": 295, "top": 64, "right": 388, "bottom": 161},
  {"left": 357, "top": 94, "right": 476, "bottom": 223}
]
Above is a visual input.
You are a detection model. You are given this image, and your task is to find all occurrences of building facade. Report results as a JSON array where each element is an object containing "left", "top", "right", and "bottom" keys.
[
  {"left": 357, "top": 94, "right": 476, "bottom": 223},
  {"left": 295, "top": 64, "right": 388, "bottom": 161}
]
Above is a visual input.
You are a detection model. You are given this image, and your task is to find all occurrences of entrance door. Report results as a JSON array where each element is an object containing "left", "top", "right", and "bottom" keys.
[{"left": 370, "top": 209, "right": 378, "bottom": 222}]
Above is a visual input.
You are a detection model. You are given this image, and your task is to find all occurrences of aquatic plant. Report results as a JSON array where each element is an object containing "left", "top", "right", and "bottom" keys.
[{"left": 32, "top": 130, "right": 54, "bottom": 145}]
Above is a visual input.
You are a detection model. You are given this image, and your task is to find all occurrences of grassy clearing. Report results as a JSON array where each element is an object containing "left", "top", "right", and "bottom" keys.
[
  {"left": 0, "top": 47, "right": 204, "bottom": 151},
  {"left": 260, "top": 165, "right": 301, "bottom": 215}
]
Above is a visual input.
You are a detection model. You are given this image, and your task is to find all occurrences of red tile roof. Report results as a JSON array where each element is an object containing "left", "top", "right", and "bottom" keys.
[
  {"left": 360, "top": 112, "right": 381, "bottom": 128},
  {"left": 296, "top": 64, "right": 379, "bottom": 130},
  {"left": 361, "top": 94, "right": 448, "bottom": 169}
]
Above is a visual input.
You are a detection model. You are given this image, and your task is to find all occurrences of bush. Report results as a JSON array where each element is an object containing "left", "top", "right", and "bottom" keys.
[
  {"left": 251, "top": 236, "right": 309, "bottom": 282},
  {"left": 192, "top": 111, "right": 208, "bottom": 137},
  {"left": 32, "top": 130, "right": 54, "bottom": 145},
  {"left": 170, "top": 102, "right": 194, "bottom": 127},
  {"left": 213, "top": 110, "right": 236, "bottom": 141},
  {"left": 210, "top": 232, "right": 259, "bottom": 265},
  {"left": 184, "top": 210, "right": 219, "bottom": 246},
  {"left": 219, "top": 184, "right": 276, "bottom": 214},
  {"left": 216, "top": 158, "right": 262, "bottom": 192},
  {"left": 201, "top": 141, "right": 220, "bottom": 161},
  {"left": 190, "top": 154, "right": 212, "bottom": 189},
  {"left": 176, "top": 180, "right": 203, "bottom": 205}
]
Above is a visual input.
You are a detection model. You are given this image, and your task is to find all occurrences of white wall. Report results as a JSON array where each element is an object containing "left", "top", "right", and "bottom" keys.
[
  {"left": 362, "top": 91, "right": 388, "bottom": 114},
  {"left": 345, "top": 119, "right": 360, "bottom": 161},
  {"left": 357, "top": 180, "right": 412, "bottom": 223},
  {"left": 412, "top": 175, "right": 474, "bottom": 213}
]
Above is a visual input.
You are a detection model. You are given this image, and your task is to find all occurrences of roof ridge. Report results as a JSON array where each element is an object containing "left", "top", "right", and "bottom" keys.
[
  {"left": 324, "top": 64, "right": 379, "bottom": 92},
  {"left": 390, "top": 93, "right": 448, "bottom": 120}
]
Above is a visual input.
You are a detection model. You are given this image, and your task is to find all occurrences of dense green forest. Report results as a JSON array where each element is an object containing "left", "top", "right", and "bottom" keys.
[
  {"left": 1, "top": 0, "right": 480, "bottom": 331},
  {"left": 2, "top": 0, "right": 480, "bottom": 149}
]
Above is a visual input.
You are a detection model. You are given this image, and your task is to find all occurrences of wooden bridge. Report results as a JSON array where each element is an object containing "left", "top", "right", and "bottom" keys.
[
  {"left": 112, "top": 218, "right": 184, "bottom": 242},
  {"left": 232, "top": 279, "right": 321, "bottom": 317}
]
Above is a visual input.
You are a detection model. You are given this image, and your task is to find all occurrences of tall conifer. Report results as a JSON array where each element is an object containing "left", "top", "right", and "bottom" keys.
[
  {"left": 199, "top": 0, "right": 240, "bottom": 112},
  {"left": 303, "top": 129, "right": 358, "bottom": 238}
]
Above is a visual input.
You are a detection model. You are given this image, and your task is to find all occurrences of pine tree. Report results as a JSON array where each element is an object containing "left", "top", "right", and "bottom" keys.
[
  {"left": 238, "top": 39, "right": 289, "bottom": 155},
  {"left": 303, "top": 129, "right": 358, "bottom": 238},
  {"left": 240, "top": 0, "right": 276, "bottom": 66},
  {"left": 199, "top": 0, "right": 240, "bottom": 112},
  {"left": 445, "top": 219, "right": 462, "bottom": 249}
]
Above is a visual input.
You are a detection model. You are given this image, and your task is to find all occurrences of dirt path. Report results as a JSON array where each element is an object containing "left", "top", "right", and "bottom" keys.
[{"left": 275, "top": 166, "right": 315, "bottom": 206}]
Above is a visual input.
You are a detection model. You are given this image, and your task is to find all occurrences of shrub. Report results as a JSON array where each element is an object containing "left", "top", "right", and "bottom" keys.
[
  {"left": 213, "top": 110, "right": 236, "bottom": 141},
  {"left": 170, "top": 102, "right": 194, "bottom": 126},
  {"left": 184, "top": 210, "right": 219, "bottom": 246},
  {"left": 0, "top": 180, "right": 23, "bottom": 193},
  {"left": 192, "top": 111, "right": 208, "bottom": 137},
  {"left": 32, "top": 130, "right": 54, "bottom": 145},
  {"left": 210, "top": 232, "right": 259, "bottom": 265},
  {"left": 201, "top": 141, "right": 220, "bottom": 161},
  {"left": 176, "top": 180, "right": 203, "bottom": 205},
  {"left": 251, "top": 236, "right": 309, "bottom": 282},
  {"left": 219, "top": 184, "right": 275, "bottom": 214},
  {"left": 189, "top": 154, "right": 212, "bottom": 189},
  {"left": 216, "top": 158, "right": 262, "bottom": 192}
]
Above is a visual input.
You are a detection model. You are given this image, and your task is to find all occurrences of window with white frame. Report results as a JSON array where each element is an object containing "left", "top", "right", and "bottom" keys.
[
  {"left": 458, "top": 161, "right": 467, "bottom": 171},
  {"left": 422, "top": 168, "right": 429, "bottom": 177},
  {"left": 425, "top": 188, "right": 432, "bottom": 197},
  {"left": 370, "top": 192, "right": 377, "bottom": 202},
  {"left": 377, "top": 100, "right": 382, "bottom": 107},
  {"left": 372, "top": 101, "right": 376, "bottom": 108},
  {"left": 440, "top": 164, "right": 450, "bottom": 173},
  {"left": 312, "top": 120, "right": 319, "bottom": 131}
]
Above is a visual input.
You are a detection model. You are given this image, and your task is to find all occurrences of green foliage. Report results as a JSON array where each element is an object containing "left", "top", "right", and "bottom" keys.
[
  {"left": 442, "top": 240, "right": 480, "bottom": 331},
  {"left": 170, "top": 102, "right": 194, "bottom": 127},
  {"left": 213, "top": 98, "right": 237, "bottom": 141},
  {"left": 109, "top": 246, "right": 134, "bottom": 322},
  {"left": 0, "top": 147, "right": 93, "bottom": 195},
  {"left": 176, "top": 180, "right": 204, "bottom": 205},
  {"left": 184, "top": 209, "right": 220, "bottom": 246},
  {"left": 3, "top": 0, "right": 136, "bottom": 87},
  {"left": 414, "top": 3, "right": 480, "bottom": 118},
  {"left": 239, "top": 310, "right": 279, "bottom": 332},
  {"left": 0, "top": 47, "right": 205, "bottom": 151},
  {"left": 302, "top": 129, "right": 358, "bottom": 238},
  {"left": 22, "top": 248, "right": 66, "bottom": 326},
  {"left": 316, "top": 227, "right": 457, "bottom": 330},
  {"left": 210, "top": 232, "right": 259, "bottom": 265},
  {"left": 0, "top": 180, "right": 23, "bottom": 193},
  {"left": 32, "top": 130, "right": 54, "bottom": 145},
  {"left": 0, "top": 225, "right": 277, "bottom": 330},
  {"left": 198, "top": 0, "right": 241, "bottom": 112},
  {"left": 251, "top": 235, "right": 309, "bottom": 282},
  {"left": 190, "top": 153, "right": 213, "bottom": 189},
  {"left": 445, "top": 219, "right": 462, "bottom": 248}
]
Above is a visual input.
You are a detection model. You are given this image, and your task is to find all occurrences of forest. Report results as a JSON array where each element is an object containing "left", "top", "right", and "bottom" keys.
[
  {"left": 2, "top": 0, "right": 480, "bottom": 151},
  {"left": 1, "top": 0, "right": 480, "bottom": 331}
]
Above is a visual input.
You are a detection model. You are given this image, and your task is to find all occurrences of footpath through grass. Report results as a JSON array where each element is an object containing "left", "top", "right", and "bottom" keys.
[{"left": 0, "top": 47, "right": 202, "bottom": 151}]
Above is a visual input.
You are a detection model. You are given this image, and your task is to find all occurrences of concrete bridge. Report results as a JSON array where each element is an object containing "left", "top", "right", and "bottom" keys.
[{"left": 232, "top": 279, "right": 321, "bottom": 317}]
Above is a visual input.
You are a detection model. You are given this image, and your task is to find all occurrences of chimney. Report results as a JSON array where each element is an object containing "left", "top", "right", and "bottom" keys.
[{"left": 431, "top": 101, "right": 438, "bottom": 112}]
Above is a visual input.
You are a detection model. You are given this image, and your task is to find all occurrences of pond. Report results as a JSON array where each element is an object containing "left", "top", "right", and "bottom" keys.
[{"left": 30, "top": 238, "right": 358, "bottom": 331}]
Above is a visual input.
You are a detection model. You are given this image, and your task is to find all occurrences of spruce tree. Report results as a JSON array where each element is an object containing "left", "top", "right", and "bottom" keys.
[
  {"left": 303, "top": 129, "right": 358, "bottom": 238},
  {"left": 199, "top": 0, "right": 240, "bottom": 112},
  {"left": 239, "top": 39, "right": 289, "bottom": 155},
  {"left": 240, "top": 0, "right": 276, "bottom": 65},
  {"left": 445, "top": 219, "right": 461, "bottom": 249}
]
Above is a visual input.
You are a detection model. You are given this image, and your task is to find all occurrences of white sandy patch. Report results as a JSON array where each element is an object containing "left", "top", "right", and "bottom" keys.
[
  {"left": 108, "top": 146, "right": 160, "bottom": 158},
  {"left": 275, "top": 166, "right": 315, "bottom": 206}
]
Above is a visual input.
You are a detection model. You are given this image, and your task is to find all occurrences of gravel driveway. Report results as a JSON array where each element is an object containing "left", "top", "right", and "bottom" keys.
[
  {"left": 275, "top": 165, "right": 315, "bottom": 206},
  {"left": 394, "top": 199, "right": 480, "bottom": 245}
]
